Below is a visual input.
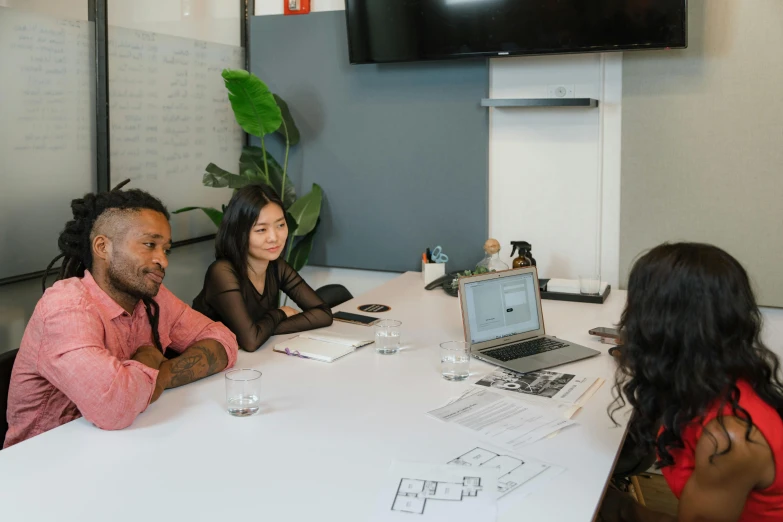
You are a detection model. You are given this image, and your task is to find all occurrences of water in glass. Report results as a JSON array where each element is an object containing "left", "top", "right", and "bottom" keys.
[
  {"left": 227, "top": 394, "right": 260, "bottom": 416},
  {"left": 375, "top": 329, "right": 401, "bottom": 355},
  {"left": 441, "top": 352, "right": 470, "bottom": 381},
  {"left": 375, "top": 320, "right": 402, "bottom": 355},
  {"left": 225, "top": 369, "right": 261, "bottom": 417},
  {"left": 440, "top": 341, "right": 470, "bottom": 381}
]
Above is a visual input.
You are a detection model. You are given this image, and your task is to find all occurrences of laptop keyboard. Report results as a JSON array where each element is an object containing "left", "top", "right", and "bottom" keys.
[{"left": 482, "top": 338, "right": 567, "bottom": 362}]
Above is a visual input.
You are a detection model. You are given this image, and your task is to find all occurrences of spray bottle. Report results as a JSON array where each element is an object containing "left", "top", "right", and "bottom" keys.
[{"left": 510, "top": 241, "right": 536, "bottom": 268}]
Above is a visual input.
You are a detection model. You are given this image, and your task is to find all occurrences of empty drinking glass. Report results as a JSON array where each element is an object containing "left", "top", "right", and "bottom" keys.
[
  {"left": 440, "top": 341, "right": 470, "bottom": 381},
  {"left": 375, "top": 319, "right": 402, "bottom": 355},
  {"left": 225, "top": 369, "right": 262, "bottom": 417},
  {"left": 579, "top": 275, "right": 601, "bottom": 295}
]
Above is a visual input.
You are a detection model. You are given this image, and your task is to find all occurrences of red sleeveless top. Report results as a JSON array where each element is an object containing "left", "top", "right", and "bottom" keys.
[{"left": 661, "top": 381, "right": 783, "bottom": 521}]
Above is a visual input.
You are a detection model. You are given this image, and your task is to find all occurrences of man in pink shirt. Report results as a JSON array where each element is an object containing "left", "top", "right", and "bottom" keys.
[{"left": 4, "top": 186, "right": 239, "bottom": 448}]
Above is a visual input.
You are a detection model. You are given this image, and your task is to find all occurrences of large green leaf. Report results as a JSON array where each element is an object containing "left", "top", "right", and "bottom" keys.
[
  {"left": 172, "top": 206, "right": 223, "bottom": 228},
  {"left": 222, "top": 69, "right": 282, "bottom": 138},
  {"left": 202, "top": 163, "right": 253, "bottom": 189},
  {"left": 239, "top": 145, "right": 281, "bottom": 174},
  {"left": 239, "top": 146, "right": 296, "bottom": 207},
  {"left": 269, "top": 166, "right": 296, "bottom": 209},
  {"left": 242, "top": 168, "right": 268, "bottom": 185},
  {"left": 284, "top": 211, "right": 298, "bottom": 238},
  {"left": 273, "top": 94, "right": 300, "bottom": 146},
  {"left": 288, "top": 219, "right": 319, "bottom": 272},
  {"left": 287, "top": 183, "right": 322, "bottom": 237}
]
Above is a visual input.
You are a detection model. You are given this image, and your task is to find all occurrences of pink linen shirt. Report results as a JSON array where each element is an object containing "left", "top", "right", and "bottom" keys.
[{"left": 4, "top": 271, "right": 238, "bottom": 448}]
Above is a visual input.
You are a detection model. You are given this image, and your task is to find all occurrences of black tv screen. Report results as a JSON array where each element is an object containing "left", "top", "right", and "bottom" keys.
[{"left": 346, "top": 0, "right": 687, "bottom": 64}]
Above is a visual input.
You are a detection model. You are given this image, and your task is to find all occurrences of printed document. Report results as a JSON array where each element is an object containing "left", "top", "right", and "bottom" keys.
[{"left": 426, "top": 390, "right": 576, "bottom": 451}]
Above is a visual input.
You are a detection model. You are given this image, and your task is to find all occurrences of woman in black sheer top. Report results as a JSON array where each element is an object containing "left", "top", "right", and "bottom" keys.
[{"left": 193, "top": 185, "right": 333, "bottom": 352}]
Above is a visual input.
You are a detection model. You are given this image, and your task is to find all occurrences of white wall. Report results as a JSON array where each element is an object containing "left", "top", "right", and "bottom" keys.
[
  {"left": 108, "top": 0, "right": 240, "bottom": 46},
  {"left": 1, "top": 0, "right": 87, "bottom": 20},
  {"left": 488, "top": 54, "right": 622, "bottom": 287},
  {"left": 1, "top": 0, "right": 240, "bottom": 45}
]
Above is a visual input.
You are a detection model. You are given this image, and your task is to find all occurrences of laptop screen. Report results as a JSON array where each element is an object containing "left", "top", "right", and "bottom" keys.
[{"left": 463, "top": 271, "right": 541, "bottom": 344}]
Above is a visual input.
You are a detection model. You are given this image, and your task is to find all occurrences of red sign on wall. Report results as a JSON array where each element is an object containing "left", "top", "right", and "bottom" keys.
[{"left": 284, "top": 0, "right": 311, "bottom": 15}]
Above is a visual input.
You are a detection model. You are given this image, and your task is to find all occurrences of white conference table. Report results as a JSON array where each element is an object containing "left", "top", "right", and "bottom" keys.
[{"left": 0, "top": 272, "right": 630, "bottom": 521}]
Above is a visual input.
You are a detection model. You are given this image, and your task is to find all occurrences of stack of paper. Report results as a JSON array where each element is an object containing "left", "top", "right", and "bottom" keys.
[
  {"left": 471, "top": 367, "right": 604, "bottom": 418},
  {"left": 426, "top": 389, "right": 575, "bottom": 452}
]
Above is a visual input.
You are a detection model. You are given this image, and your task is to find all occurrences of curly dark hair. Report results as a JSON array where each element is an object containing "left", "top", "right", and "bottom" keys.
[
  {"left": 43, "top": 180, "right": 171, "bottom": 352},
  {"left": 610, "top": 242, "right": 783, "bottom": 468}
]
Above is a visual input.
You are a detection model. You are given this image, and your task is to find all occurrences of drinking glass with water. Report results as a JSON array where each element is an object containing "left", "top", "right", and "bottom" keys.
[
  {"left": 225, "top": 369, "right": 262, "bottom": 416},
  {"left": 440, "top": 341, "right": 470, "bottom": 381},
  {"left": 375, "top": 319, "right": 402, "bottom": 355}
]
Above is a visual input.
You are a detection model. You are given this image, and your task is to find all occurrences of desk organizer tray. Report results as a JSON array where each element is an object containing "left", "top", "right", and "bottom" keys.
[{"left": 539, "top": 278, "right": 611, "bottom": 304}]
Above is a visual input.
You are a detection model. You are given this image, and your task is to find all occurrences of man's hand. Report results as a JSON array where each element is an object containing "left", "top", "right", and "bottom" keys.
[
  {"left": 132, "top": 345, "right": 169, "bottom": 404},
  {"left": 132, "top": 345, "right": 166, "bottom": 371},
  {"left": 279, "top": 306, "right": 299, "bottom": 318}
]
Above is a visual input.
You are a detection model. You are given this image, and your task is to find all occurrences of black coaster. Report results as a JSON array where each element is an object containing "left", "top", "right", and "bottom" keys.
[{"left": 358, "top": 304, "right": 391, "bottom": 313}]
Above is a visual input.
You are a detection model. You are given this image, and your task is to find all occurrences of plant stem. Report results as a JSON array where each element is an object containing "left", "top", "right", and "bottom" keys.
[
  {"left": 278, "top": 122, "right": 294, "bottom": 307},
  {"left": 261, "top": 135, "right": 269, "bottom": 180},
  {"left": 281, "top": 119, "right": 290, "bottom": 204},
  {"left": 281, "top": 119, "right": 293, "bottom": 265}
]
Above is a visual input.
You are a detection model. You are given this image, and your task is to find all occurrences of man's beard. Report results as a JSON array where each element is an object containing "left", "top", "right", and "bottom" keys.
[{"left": 107, "top": 251, "right": 161, "bottom": 301}]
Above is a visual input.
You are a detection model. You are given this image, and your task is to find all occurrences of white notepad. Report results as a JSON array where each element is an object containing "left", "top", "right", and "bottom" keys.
[{"left": 273, "top": 333, "right": 374, "bottom": 363}]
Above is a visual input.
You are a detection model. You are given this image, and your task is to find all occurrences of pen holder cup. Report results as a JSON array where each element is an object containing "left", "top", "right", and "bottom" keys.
[{"left": 422, "top": 260, "right": 446, "bottom": 286}]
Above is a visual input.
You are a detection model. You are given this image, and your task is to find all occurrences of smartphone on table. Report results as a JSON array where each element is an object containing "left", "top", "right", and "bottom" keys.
[
  {"left": 333, "top": 311, "right": 380, "bottom": 326},
  {"left": 588, "top": 327, "right": 621, "bottom": 345}
]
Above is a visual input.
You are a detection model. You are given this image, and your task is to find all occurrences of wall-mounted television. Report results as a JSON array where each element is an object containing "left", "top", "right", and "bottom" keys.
[{"left": 345, "top": 0, "right": 687, "bottom": 65}]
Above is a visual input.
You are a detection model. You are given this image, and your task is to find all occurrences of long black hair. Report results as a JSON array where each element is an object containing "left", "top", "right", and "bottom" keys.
[
  {"left": 44, "top": 180, "right": 171, "bottom": 352},
  {"left": 610, "top": 242, "right": 783, "bottom": 467},
  {"left": 215, "top": 184, "right": 285, "bottom": 292}
]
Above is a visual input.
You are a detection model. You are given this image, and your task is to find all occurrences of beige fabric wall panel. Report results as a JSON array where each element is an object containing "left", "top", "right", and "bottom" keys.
[{"left": 621, "top": 0, "right": 783, "bottom": 306}]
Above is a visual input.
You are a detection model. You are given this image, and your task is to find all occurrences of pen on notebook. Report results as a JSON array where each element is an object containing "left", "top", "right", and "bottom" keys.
[{"left": 284, "top": 347, "right": 313, "bottom": 360}]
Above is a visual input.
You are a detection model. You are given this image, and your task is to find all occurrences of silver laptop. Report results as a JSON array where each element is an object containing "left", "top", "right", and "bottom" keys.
[{"left": 458, "top": 267, "right": 599, "bottom": 373}]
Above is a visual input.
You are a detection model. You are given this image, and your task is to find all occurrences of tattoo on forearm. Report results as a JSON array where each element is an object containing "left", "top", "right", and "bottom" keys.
[
  {"left": 171, "top": 355, "right": 200, "bottom": 373},
  {"left": 192, "top": 344, "right": 223, "bottom": 375},
  {"left": 169, "top": 369, "right": 195, "bottom": 388},
  {"left": 166, "top": 344, "right": 228, "bottom": 389}
]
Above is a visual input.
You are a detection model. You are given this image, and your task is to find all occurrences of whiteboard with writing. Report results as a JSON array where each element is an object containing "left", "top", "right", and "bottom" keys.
[
  {"left": 0, "top": 8, "right": 96, "bottom": 280},
  {"left": 108, "top": 26, "right": 243, "bottom": 243}
]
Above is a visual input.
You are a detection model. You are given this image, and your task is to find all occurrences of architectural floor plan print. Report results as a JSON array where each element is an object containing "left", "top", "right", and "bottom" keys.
[
  {"left": 448, "top": 446, "right": 550, "bottom": 497},
  {"left": 393, "top": 475, "right": 483, "bottom": 514},
  {"left": 380, "top": 462, "right": 498, "bottom": 521}
]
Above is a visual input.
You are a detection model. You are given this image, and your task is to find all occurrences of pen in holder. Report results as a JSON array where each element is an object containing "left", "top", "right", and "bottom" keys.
[{"left": 422, "top": 260, "right": 446, "bottom": 286}]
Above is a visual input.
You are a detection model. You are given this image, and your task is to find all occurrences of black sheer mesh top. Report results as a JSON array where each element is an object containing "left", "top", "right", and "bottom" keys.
[{"left": 192, "top": 259, "right": 333, "bottom": 352}]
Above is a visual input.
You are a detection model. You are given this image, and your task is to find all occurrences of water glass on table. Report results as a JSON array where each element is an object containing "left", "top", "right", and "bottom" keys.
[
  {"left": 440, "top": 341, "right": 470, "bottom": 381},
  {"left": 579, "top": 274, "right": 601, "bottom": 295},
  {"left": 225, "top": 369, "right": 262, "bottom": 417},
  {"left": 375, "top": 319, "right": 402, "bottom": 355}
]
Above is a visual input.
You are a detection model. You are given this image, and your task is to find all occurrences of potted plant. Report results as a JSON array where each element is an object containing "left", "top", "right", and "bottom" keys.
[{"left": 175, "top": 69, "right": 323, "bottom": 273}]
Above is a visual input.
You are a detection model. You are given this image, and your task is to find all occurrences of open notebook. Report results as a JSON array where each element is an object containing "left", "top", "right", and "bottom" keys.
[{"left": 273, "top": 333, "right": 375, "bottom": 363}]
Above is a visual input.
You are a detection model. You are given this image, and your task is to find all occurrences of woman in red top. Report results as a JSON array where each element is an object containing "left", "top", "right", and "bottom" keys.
[{"left": 601, "top": 243, "right": 783, "bottom": 522}]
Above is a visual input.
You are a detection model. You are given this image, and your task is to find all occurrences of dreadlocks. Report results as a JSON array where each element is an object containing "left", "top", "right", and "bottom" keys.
[{"left": 43, "top": 180, "right": 171, "bottom": 352}]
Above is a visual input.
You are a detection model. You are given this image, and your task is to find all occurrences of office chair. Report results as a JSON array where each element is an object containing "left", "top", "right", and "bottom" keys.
[
  {"left": 0, "top": 348, "right": 19, "bottom": 449},
  {"left": 606, "top": 345, "right": 656, "bottom": 504},
  {"left": 612, "top": 436, "right": 657, "bottom": 506},
  {"left": 315, "top": 284, "right": 354, "bottom": 309}
]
